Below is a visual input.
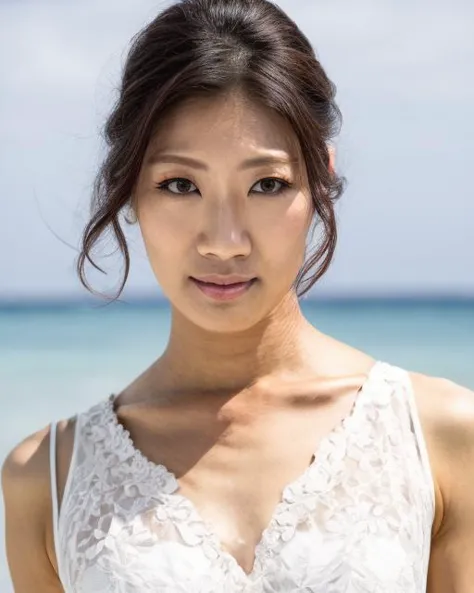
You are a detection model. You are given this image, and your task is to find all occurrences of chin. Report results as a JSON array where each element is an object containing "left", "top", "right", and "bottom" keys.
[
  {"left": 188, "top": 304, "right": 266, "bottom": 334},
  {"left": 170, "top": 289, "right": 270, "bottom": 334}
]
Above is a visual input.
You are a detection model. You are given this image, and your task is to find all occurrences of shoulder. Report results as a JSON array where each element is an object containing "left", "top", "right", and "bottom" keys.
[
  {"left": 1, "top": 425, "right": 55, "bottom": 574},
  {"left": 2, "top": 424, "right": 52, "bottom": 492},
  {"left": 2, "top": 420, "right": 78, "bottom": 591},
  {"left": 2, "top": 417, "right": 77, "bottom": 492},
  {"left": 409, "top": 371, "right": 474, "bottom": 450},
  {"left": 408, "top": 370, "right": 474, "bottom": 535},
  {"left": 2, "top": 417, "right": 78, "bottom": 563}
]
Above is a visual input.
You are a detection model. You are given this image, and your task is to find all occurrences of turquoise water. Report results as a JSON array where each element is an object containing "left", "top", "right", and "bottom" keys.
[{"left": 1, "top": 299, "right": 473, "bottom": 590}]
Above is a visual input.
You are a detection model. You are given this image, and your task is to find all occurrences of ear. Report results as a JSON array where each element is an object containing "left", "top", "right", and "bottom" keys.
[
  {"left": 124, "top": 197, "right": 138, "bottom": 225},
  {"left": 328, "top": 145, "right": 336, "bottom": 174}
]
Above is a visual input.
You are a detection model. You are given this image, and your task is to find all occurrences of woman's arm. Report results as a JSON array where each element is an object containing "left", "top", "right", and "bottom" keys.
[
  {"left": 2, "top": 426, "right": 64, "bottom": 593},
  {"left": 413, "top": 374, "right": 474, "bottom": 592}
]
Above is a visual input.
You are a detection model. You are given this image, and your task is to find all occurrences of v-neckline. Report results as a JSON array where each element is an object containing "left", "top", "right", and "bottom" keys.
[{"left": 104, "top": 360, "right": 383, "bottom": 581}]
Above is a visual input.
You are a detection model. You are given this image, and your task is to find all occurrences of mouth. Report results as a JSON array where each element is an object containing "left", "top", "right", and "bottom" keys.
[{"left": 190, "top": 276, "right": 258, "bottom": 302}]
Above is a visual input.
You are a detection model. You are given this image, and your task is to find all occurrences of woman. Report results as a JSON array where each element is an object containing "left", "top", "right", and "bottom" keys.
[{"left": 2, "top": 0, "right": 474, "bottom": 591}]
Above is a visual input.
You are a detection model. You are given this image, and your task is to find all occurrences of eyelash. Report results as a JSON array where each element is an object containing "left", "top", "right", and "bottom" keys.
[{"left": 154, "top": 176, "right": 293, "bottom": 196}]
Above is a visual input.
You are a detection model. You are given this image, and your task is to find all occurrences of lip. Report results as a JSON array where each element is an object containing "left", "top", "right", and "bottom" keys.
[
  {"left": 190, "top": 275, "right": 257, "bottom": 302},
  {"left": 192, "top": 274, "right": 256, "bottom": 285}
]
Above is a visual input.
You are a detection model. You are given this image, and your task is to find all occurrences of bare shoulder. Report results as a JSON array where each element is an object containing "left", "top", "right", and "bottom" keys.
[
  {"left": 408, "top": 371, "right": 474, "bottom": 536},
  {"left": 409, "top": 371, "right": 474, "bottom": 450},
  {"left": 2, "top": 417, "right": 77, "bottom": 591},
  {"left": 2, "top": 416, "right": 76, "bottom": 497},
  {"left": 2, "top": 424, "right": 52, "bottom": 492},
  {"left": 2, "top": 423, "right": 57, "bottom": 549}
]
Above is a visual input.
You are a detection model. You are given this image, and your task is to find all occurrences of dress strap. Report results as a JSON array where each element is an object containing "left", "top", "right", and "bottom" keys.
[
  {"left": 401, "top": 369, "right": 436, "bottom": 511},
  {"left": 49, "top": 422, "right": 61, "bottom": 572}
]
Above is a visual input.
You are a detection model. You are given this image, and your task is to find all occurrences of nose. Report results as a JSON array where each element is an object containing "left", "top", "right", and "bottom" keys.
[{"left": 196, "top": 200, "right": 251, "bottom": 260}]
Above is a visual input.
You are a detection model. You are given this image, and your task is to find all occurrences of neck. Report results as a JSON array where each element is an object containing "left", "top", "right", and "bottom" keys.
[{"left": 158, "top": 291, "right": 316, "bottom": 394}]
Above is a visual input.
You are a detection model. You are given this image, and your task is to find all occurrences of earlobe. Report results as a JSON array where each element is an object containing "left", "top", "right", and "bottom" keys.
[
  {"left": 328, "top": 145, "right": 336, "bottom": 174},
  {"left": 124, "top": 202, "right": 138, "bottom": 225}
]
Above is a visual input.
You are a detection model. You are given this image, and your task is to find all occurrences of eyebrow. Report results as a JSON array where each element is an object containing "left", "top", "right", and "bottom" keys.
[{"left": 147, "top": 152, "right": 298, "bottom": 171}]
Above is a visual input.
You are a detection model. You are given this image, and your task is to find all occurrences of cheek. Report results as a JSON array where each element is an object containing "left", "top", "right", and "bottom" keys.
[
  {"left": 138, "top": 206, "right": 193, "bottom": 275},
  {"left": 139, "top": 199, "right": 196, "bottom": 245},
  {"left": 259, "top": 196, "right": 311, "bottom": 260}
]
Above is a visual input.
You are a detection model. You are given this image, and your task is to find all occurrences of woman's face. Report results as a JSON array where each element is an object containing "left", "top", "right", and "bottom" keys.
[{"left": 133, "top": 92, "right": 313, "bottom": 333}]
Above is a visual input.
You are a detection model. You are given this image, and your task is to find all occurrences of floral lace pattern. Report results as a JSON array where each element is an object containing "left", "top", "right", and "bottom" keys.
[{"left": 54, "top": 362, "right": 435, "bottom": 592}]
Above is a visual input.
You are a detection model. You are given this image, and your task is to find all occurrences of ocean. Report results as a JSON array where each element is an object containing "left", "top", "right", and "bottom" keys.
[{"left": 1, "top": 298, "right": 473, "bottom": 590}]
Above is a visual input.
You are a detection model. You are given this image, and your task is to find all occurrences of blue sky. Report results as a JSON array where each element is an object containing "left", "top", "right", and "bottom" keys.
[{"left": 1, "top": 0, "right": 473, "bottom": 300}]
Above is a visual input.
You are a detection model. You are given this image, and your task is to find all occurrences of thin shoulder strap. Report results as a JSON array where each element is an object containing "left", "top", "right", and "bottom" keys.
[
  {"left": 49, "top": 416, "right": 82, "bottom": 592},
  {"left": 401, "top": 369, "right": 436, "bottom": 510},
  {"left": 49, "top": 422, "right": 61, "bottom": 570}
]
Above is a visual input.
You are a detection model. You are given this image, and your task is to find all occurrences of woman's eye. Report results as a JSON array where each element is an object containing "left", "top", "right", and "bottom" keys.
[
  {"left": 156, "top": 178, "right": 199, "bottom": 195},
  {"left": 251, "top": 177, "right": 292, "bottom": 194},
  {"left": 155, "top": 176, "right": 292, "bottom": 196}
]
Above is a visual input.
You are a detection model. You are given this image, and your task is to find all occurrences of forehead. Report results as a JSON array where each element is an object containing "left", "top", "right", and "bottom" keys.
[{"left": 148, "top": 92, "right": 302, "bottom": 163}]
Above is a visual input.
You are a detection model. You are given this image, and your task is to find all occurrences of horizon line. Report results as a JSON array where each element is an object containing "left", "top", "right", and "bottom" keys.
[{"left": 0, "top": 293, "right": 473, "bottom": 311}]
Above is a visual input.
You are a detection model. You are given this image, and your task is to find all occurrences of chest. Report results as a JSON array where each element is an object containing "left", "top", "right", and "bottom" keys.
[
  {"left": 60, "top": 457, "right": 432, "bottom": 593},
  {"left": 59, "top": 420, "right": 433, "bottom": 593},
  {"left": 109, "top": 400, "right": 356, "bottom": 567}
]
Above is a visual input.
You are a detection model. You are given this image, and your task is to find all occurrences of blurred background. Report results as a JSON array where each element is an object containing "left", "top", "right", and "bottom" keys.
[{"left": 1, "top": 0, "right": 473, "bottom": 590}]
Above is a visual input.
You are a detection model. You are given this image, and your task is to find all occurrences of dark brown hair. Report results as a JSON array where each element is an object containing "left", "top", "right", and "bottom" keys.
[{"left": 77, "top": 0, "right": 345, "bottom": 300}]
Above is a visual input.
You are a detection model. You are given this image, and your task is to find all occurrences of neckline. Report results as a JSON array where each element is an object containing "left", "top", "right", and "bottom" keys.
[{"left": 102, "top": 359, "right": 385, "bottom": 580}]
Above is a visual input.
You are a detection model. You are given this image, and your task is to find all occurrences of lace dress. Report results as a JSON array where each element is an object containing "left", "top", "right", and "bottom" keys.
[{"left": 49, "top": 361, "right": 435, "bottom": 592}]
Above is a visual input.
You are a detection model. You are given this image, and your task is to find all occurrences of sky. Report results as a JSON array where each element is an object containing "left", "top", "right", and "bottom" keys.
[{"left": 0, "top": 0, "right": 473, "bottom": 301}]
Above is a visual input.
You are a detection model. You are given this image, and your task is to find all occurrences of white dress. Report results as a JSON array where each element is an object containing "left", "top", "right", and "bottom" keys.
[{"left": 49, "top": 361, "right": 435, "bottom": 592}]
